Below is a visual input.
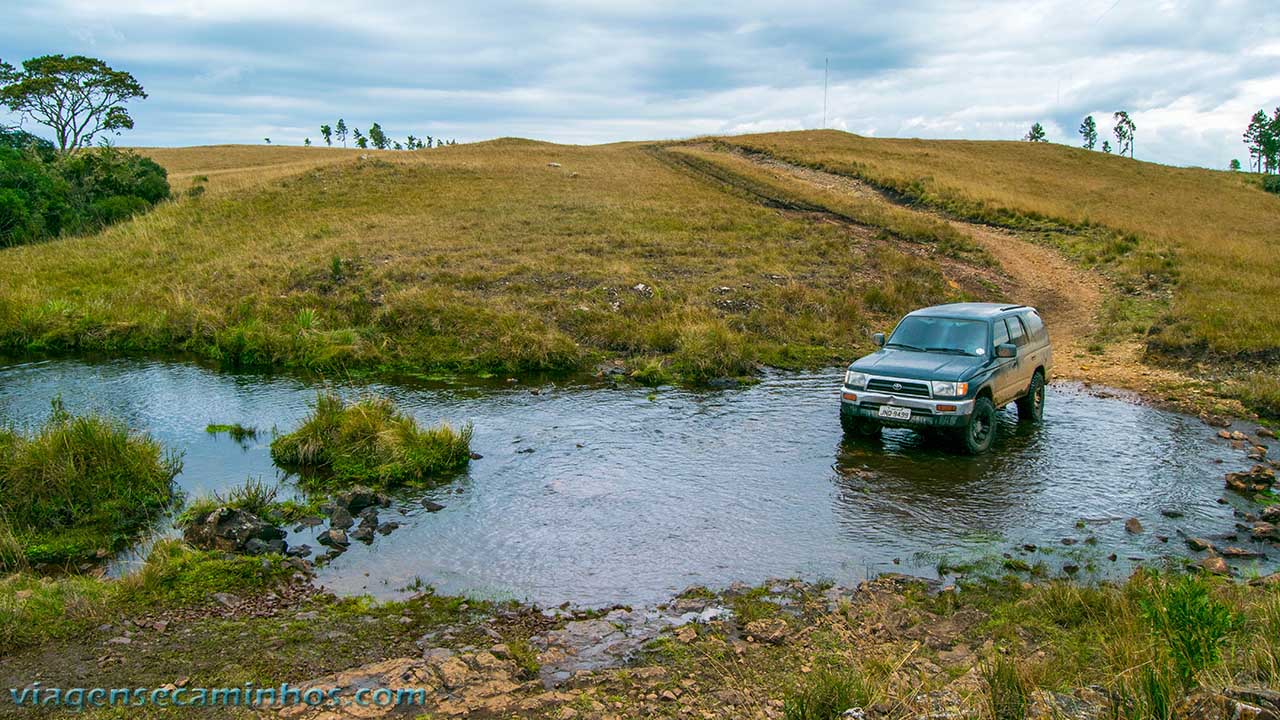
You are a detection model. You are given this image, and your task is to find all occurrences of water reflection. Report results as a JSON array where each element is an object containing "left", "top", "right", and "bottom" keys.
[{"left": 0, "top": 359, "right": 1266, "bottom": 606}]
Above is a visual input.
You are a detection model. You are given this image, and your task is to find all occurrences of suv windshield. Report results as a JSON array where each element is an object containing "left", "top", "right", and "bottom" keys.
[{"left": 887, "top": 316, "right": 989, "bottom": 356}]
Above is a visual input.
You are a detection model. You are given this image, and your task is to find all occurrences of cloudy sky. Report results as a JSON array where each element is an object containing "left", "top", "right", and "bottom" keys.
[{"left": 5, "top": 0, "right": 1279, "bottom": 167}]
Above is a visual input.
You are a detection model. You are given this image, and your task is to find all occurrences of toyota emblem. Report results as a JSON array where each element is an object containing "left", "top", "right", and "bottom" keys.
[{"left": 892, "top": 382, "right": 902, "bottom": 390}]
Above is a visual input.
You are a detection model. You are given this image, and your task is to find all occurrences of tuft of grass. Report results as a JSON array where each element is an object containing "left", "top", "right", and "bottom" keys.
[
  {"left": 270, "top": 392, "right": 472, "bottom": 488},
  {"left": 0, "top": 398, "right": 182, "bottom": 568},
  {"left": 1137, "top": 573, "right": 1238, "bottom": 686},
  {"left": 178, "top": 476, "right": 322, "bottom": 528},
  {"left": 506, "top": 637, "right": 541, "bottom": 680},
  {"left": 205, "top": 422, "right": 258, "bottom": 442},
  {"left": 782, "top": 668, "right": 871, "bottom": 720},
  {"left": 982, "top": 655, "right": 1031, "bottom": 720}
]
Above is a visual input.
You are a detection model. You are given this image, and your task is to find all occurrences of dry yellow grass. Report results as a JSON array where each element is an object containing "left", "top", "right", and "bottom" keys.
[
  {"left": 721, "top": 130, "right": 1280, "bottom": 361},
  {"left": 0, "top": 138, "right": 991, "bottom": 380}
]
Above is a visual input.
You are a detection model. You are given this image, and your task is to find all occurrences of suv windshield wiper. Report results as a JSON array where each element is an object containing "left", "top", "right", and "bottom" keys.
[
  {"left": 925, "top": 347, "right": 972, "bottom": 356},
  {"left": 885, "top": 342, "right": 924, "bottom": 351}
]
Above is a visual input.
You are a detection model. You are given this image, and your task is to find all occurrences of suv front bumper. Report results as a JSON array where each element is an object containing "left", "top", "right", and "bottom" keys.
[{"left": 840, "top": 386, "right": 975, "bottom": 429}]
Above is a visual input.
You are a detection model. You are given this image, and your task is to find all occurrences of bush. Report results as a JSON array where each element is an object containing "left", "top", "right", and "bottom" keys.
[
  {"left": 271, "top": 392, "right": 472, "bottom": 488},
  {"left": 0, "top": 140, "right": 169, "bottom": 247},
  {"left": 783, "top": 668, "right": 871, "bottom": 720},
  {"left": 0, "top": 398, "right": 182, "bottom": 568},
  {"left": 1138, "top": 573, "right": 1238, "bottom": 685},
  {"left": 1263, "top": 175, "right": 1280, "bottom": 196}
]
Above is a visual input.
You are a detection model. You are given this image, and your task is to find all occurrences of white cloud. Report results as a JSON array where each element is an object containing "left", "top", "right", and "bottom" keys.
[{"left": 3, "top": 0, "right": 1277, "bottom": 166}]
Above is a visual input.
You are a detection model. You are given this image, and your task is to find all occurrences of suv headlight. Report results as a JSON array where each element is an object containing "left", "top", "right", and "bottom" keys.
[
  {"left": 931, "top": 381, "right": 969, "bottom": 398},
  {"left": 844, "top": 371, "right": 868, "bottom": 389}
]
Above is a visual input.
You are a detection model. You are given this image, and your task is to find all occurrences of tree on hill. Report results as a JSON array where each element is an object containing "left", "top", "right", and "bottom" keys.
[
  {"left": 1102, "top": 141, "right": 1112, "bottom": 154},
  {"left": 1230, "top": 158, "right": 1242, "bottom": 171},
  {"left": 1113, "top": 111, "right": 1136, "bottom": 158},
  {"left": 425, "top": 135, "right": 433, "bottom": 148},
  {"left": 304, "top": 138, "right": 311, "bottom": 147},
  {"left": 264, "top": 138, "right": 270, "bottom": 144},
  {"left": 320, "top": 124, "right": 332, "bottom": 146},
  {"left": 406, "top": 134, "right": 418, "bottom": 149},
  {"left": 335, "top": 119, "right": 348, "bottom": 147},
  {"left": 352, "top": 128, "right": 367, "bottom": 149},
  {"left": 393, "top": 141, "right": 402, "bottom": 150},
  {"left": 368, "top": 122, "right": 388, "bottom": 150},
  {"left": 0, "top": 55, "right": 147, "bottom": 152},
  {"left": 1079, "top": 116, "right": 1097, "bottom": 150},
  {"left": 1024, "top": 122, "right": 1047, "bottom": 142}
]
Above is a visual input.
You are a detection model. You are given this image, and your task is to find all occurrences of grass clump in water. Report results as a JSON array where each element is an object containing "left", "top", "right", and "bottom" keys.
[
  {"left": 178, "top": 476, "right": 323, "bottom": 527},
  {"left": 0, "top": 398, "right": 182, "bottom": 568},
  {"left": 205, "top": 422, "right": 258, "bottom": 442},
  {"left": 271, "top": 392, "right": 472, "bottom": 489}
]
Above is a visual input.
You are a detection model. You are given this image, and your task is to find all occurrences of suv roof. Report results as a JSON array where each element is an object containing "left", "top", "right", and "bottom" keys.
[{"left": 907, "top": 302, "right": 1032, "bottom": 319}]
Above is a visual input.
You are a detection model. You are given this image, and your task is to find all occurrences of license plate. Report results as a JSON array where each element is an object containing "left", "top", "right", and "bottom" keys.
[{"left": 878, "top": 405, "right": 911, "bottom": 421}]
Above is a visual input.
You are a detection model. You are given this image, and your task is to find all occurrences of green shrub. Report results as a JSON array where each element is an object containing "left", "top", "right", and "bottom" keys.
[
  {"left": 0, "top": 398, "right": 182, "bottom": 568},
  {"left": 1263, "top": 175, "right": 1280, "bottom": 195},
  {"left": 783, "top": 668, "right": 871, "bottom": 720},
  {"left": 0, "top": 141, "right": 169, "bottom": 247},
  {"left": 271, "top": 392, "right": 472, "bottom": 488},
  {"left": 1138, "top": 573, "right": 1238, "bottom": 685}
]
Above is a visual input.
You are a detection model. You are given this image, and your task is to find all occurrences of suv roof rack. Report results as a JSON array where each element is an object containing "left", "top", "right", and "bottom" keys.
[{"left": 1000, "top": 304, "right": 1027, "bottom": 311}]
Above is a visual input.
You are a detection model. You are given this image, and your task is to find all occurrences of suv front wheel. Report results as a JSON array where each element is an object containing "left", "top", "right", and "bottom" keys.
[{"left": 959, "top": 396, "right": 997, "bottom": 454}]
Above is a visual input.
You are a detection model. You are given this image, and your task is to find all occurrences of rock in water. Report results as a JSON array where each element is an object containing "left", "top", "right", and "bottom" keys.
[
  {"left": 329, "top": 507, "right": 355, "bottom": 530},
  {"left": 421, "top": 500, "right": 446, "bottom": 512},
  {"left": 333, "top": 486, "right": 390, "bottom": 514},
  {"left": 1124, "top": 517, "right": 1143, "bottom": 534},
  {"left": 1199, "top": 556, "right": 1231, "bottom": 576},
  {"left": 183, "top": 508, "right": 286, "bottom": 554},
  {"left": 1225, "top": 465, "right": 1276, "bottom": 494},
  {"left": 317, "top": 528, "right": 350, "bottom": 548}
]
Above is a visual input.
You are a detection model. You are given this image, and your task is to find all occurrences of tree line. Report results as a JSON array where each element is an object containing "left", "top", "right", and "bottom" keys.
[
  {"left": 1024, "top": 111, "right": 1136, "bottom": 157},
  {"left": 1242, "top": 107, "right": 1280, "bottom": 174},
  {"left": 310, "top": 119, "right": 455, "bottom": 150}
]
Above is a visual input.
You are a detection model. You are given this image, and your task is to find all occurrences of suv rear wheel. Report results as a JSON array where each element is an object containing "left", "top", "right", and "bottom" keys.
[
  {"left": 1016, "top": 371, "right": 1045, "bottom": 423},
  {"left": 960, "top": 396, "right": 997, "bottom": 454}
]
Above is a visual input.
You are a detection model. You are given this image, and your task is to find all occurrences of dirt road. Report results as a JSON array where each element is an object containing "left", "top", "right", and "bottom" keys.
[{"left": 717, "top": 148, "right": 1227, "bottom": 411}]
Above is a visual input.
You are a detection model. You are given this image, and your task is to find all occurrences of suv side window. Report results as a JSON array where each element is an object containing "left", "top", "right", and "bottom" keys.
[
  {"left": 992, "top": 318, "right": 1010, "bottom": 349},
  {"left": 1021, "top": 311, "right": 1046, "bottom": 344},
  {"left": 1007, "top": 316, "right": 1027, "bottom": 346}
]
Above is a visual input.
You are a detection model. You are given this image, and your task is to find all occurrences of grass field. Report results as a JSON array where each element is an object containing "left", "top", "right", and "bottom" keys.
[
  {"left": 720, "top": 131, "right": 1280, "bottom": 362},
  {"left": 0, "top": 138, "right": 992, "bottom": 382},
  {"left": 0, "top": 130, "right": 1276, "bottom": 393}
]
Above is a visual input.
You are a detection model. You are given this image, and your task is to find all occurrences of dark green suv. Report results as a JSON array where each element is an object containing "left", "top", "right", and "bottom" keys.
[{"left": 840, "top": 303, "right": 1052, "bottom": 454}]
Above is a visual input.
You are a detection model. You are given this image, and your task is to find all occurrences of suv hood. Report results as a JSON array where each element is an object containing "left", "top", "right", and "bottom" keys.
[{"left": 850, "top": 349, "right": 987, "bottom": 382}]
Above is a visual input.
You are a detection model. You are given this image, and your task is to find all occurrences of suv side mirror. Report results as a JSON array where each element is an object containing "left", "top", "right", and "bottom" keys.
[
  {"left": 995, "top": 343, "right": 1017, "bottom": 359},
  {"left": 872, "top": 332, "right": 885, "bottom": 347}
]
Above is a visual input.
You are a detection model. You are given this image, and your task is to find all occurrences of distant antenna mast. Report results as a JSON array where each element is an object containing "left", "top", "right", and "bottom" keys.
[{"left": 822, "top": 57, "right": 829, "bottom": 129}]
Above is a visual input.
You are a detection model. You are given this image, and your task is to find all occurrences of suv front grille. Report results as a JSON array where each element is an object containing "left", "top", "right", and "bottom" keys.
[{"left": 866, "top": 378, "right": 931, "bottom": 398}]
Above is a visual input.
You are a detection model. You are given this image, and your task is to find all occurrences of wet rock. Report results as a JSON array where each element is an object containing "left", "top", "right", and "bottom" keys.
[
  {"left": 1218, "top": 430, "right": 1233, "bottom": 439},
  {"left": 1186, "top": 537, "right": 1215, "bottom": 552},
  {"left": 1124, "top": 517, "right": 1143, "bottom": 534},
  {"left": 1201, "top": 414, "right": 1231, "bottom": 428},
  {"left": 1250, "top": 572, "right": 1280, "bottom": 587},
  {"left": 1231, "top": 430, "right": 1249, "bottom": 441},
  {"left": 1199, "top": 555, "right": 1231, "bottom": 576},
  {"left": 1263, "top": 506, "right": 1280, "bottom": 523},
  {"left": 1249, "top": 447, "right": 1268, "bottom": 461},
  {"left": 1226, "top": 465, "right": 1276, "bottom": 494},
  {"left": 376, "top": 521, "right": 400, "bottom": 535},
  {"left": 1221, "top": 546, "right": 1265, "bottom": 559},
  {"left": 1251, "top": 522, "right": 1280, "bottom": 542},
  {"left": 351, "top": 526, "right": 376, "bottom": 544},
  {"left": 317, "top": 528, "right": 350, "bottom": 548},
  {"left": 421, "top": 500, "right": 445, "bottom": 512},
  {"left": 293, "top": 516, "right": 325, "bottom": 531},
  {"left": 286, "top": 544, "right": 312, "bottom": 558},
  {"left": 706, "top": 377, "right": 740, "bottom": 390},
  {"left": 333, "top": 486, "right": 390, "bottom": 514},
  {"left": 329, "top": 507, "right": 355, "bottom": 530},
  {"left": 183, "top": 507, "right": 286, "bottom": 554},
  {"left": 1160, "top": 509, "right": 1184, "bottom": 519},
  {"left": 1259, "top": 427, "right": 1278, "bottom": 439}
]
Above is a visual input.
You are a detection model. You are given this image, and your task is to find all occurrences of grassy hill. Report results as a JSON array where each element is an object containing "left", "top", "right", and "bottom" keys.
[
  {"left": 0, "top": 138, "right": 990, "bottom": 381},
  {"left": 0, "top": 131, "right": 1276, "bottom": 407}
]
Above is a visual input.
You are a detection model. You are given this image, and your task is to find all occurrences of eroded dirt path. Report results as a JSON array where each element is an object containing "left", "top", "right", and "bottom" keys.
[{"left": 717, "top": 147, "right": 1226, "bottom": 410}]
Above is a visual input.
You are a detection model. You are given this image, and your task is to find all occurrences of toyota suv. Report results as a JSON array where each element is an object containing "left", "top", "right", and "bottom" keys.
[{"left": 840, "top": 303, "right": 1051, "bottom": 454}]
